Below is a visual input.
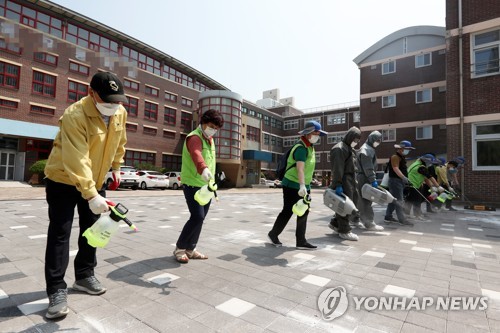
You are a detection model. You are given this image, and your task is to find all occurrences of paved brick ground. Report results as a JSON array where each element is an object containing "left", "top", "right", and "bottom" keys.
[{"left": 0, "top": 184, "right": 499, "bottom": 332}]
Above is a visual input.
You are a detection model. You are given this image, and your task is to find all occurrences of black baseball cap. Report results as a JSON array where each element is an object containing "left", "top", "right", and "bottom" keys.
[{"left": 90, "top": 72, "right": 127, "bottom": 103}]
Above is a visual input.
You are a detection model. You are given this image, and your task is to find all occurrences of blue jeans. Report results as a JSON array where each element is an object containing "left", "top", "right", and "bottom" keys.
[
  {"left": 385, "top": 177, "right": 406, "bottom": 223},
  {"left": 176, "top": 185, "right": 211, "bottom": 250}
]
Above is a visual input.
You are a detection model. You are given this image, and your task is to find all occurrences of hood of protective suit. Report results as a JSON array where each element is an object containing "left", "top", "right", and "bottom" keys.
[
  {"left": 342, "top": 126, "right": 362, "bottom": 145},
  {"left": 366, "top": 131, "right": 382, "bottom": 147}
]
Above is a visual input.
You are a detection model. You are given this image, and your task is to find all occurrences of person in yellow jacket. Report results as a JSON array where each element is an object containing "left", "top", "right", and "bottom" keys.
[
  {"left": 43, "top": 72, "right": 128, "bottom": 320},
  {"left": 173, "top": 109, "right": 224, "bottom": 263}
]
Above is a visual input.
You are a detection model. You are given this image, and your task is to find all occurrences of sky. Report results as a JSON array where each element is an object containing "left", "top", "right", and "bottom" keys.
[{"left": 50, "top": 0, "right": 445, "bottom": 110}]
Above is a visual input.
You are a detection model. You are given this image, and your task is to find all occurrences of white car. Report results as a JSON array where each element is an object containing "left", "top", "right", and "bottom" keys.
[
  {"left": 165, "top": 171, "right": 182, "bottom": 190},
  {"left": 105, "top": 166, "right": 139, "bottom": 190},
  {"left": 137, "top": 170, "right": 169, "bottom": 190}
]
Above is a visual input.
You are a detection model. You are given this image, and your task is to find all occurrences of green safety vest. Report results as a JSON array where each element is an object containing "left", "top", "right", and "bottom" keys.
[
  {"left": 408, "top": 160, "right": 426, "bottom": 188},
  {"left": 181, "top": 127, "right": 216, "bottom": 187},
  {"left": 283, "top": 142, "right": 315, "bottom": 188}
]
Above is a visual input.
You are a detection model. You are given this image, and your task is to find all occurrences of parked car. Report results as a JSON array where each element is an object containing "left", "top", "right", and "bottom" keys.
[
  {"left": 105, "top": 166, "right": 139, "bottom": 190},
  {"left": 137, "top": 170, "right": 169, "bottom": 190},
  {"left": 165, "top": 171, "right": 182, "bottom": 190},
  {"left": 260, "top": 178, "right": 281, "bottom": 188}
]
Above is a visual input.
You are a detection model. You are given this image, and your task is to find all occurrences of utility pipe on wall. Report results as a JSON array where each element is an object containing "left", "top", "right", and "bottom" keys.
[{"left": 458, "top": 0, "right": 465, "bottom": 200}]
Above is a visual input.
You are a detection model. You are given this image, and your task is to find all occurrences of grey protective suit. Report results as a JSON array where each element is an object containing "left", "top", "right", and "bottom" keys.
[
  {"left": 330, "top": 126, "right": 362, "bottom": 233},
  {"left": 356, "top": 131, "right": 382, "bottom": 225}
]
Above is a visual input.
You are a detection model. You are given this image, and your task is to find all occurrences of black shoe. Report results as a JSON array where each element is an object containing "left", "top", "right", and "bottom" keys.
[
  {"left": 267, "top": 232, "right": 282, "bottom": 247},
  {"left": 447, "top": 207, "right": 458, "bottom": 211},
  {"left": 398, "top": 220, "right": 414, "bottom": 226},
  {"left": 384, "top": 216, "right": 398, "bottom": 224},
  {"left": 296, "top": 242, "right": 317, "bottom": 250},
  {"left": 73, "top": 276, "right": 107, "bottom": 295},
  {"left": 46, "top": 289, "right": 69, "bottom": 319}
]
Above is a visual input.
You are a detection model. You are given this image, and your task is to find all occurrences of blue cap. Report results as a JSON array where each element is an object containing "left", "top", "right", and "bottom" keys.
[
  {"left": 437, "top": 157, "right": 446, "bottom": 165},
  {"left": 394, "top": 140, "right": 415, "bottom": 150},
  {"left": 298, "top": 120, "right": 327, "bottom": 136},
  {"left": 421, "top": 154, "right": 440, "bottom": 164}
]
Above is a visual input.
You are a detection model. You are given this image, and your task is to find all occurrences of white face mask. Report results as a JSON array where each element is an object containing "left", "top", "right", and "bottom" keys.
[
  {"left": 403, "top": 149, "right": 410, "bottom": 156},
  {"left": 309, "top": 135, "right": 319, "bottom": 144},
  {"left": 93, "top": 96, "right": 120, "bottom": 116},
  {"left": 351, "top": 141, "right": 358, "bottom": 148},
  {"left": 373, "top": 141, "right": 380, "bottom": 148},
  {"left": 203, "top": 126, "right": 217, "bottom": 138}
]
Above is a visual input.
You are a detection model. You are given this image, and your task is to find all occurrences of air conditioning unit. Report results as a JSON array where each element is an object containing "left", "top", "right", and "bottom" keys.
[
  {"left": 439, "top": 86, "right": 446, "bottom": 92},
  {"left": 438, "top": 49, "right": 446, "bottom": 55},
  {"left": 371, "top": 65, "right": 377, "bottom": 70},
  {"left": 371, "top": 97, "right": 377, "bottom": 102}
]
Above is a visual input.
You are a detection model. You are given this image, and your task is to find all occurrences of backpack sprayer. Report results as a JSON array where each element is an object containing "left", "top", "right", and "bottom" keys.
[
  {"left": 293, "top": 194, "right": 311, "bottom": 217},
  {"left": 194, "top": 171, "right": 226, "bottom": 206},
  {"left": 83, "top": 201, "right": 137, "bottom": 248},
  {"left": 323, "top": 188, "right": 358, "bottom": 217}
]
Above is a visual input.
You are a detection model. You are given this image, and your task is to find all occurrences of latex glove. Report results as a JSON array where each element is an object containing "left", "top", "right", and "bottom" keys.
[
  {"left": 298, "top": 184, "right": 307, "bottom": 197},
  {"left": 201, "top": 168, "right": 213, "bottom": 182},
  {"left": 107, "top": 170, "right": 121, "bottom": 191},
  {"left": 335, "top": 185, "right": 344, "bottom": 196},
  {"left": 431, "top": 186, "right": 438, "bottom": 193},
  {"left": 401, "top": 176, "right": 409, "bottom": 185},
  {"left": 88, "top": 194, "right": 109, "bottom": 214},
  {"left": 371, "top": 181, "right": 378, "bottom": 188},
  {"left": 437, "top": 186, "right": 445, "bottom": 193}
]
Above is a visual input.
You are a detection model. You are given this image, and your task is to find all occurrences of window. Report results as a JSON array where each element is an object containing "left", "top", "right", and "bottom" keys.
[
  {"left": 69, "top": 60, "right": 89, "bottom": 76},
  {"left": 353, "top": 111, "right": 360, "bottom": 123},
  {"left": 304, "top": 117, "right": 321, "bottom": 124},
  {"left": 472, "top": 29, "right": 500, "bottom": 77},
  {"left": 0, "top": 98, "right": 18, "bottom": 109},
  {"left": 144, "top": 101, "right": 158, "bottom": 121},
  {"left": 180, "top": 111, "right": 192, "bottom": 130},
  {"left": 415, "top": 53, "right": 432, "bottom": 67},
  {"left": 164, "top": 107, "right": 176, "bottom": 125},
  {"left": 264, "top": 134, "right": 270, "bottom": 145},
  {"left": 315, "top": 152, "right": 321, "bottom": 163},
  {"left": 264, "top": 115, "right": 270, "bottom": 126},
  {"left": 0, "top": 61, "right": 20, "bottom": 89},
  {"left": 67, "top": 80, "right": 88, "bottom": 102},
  {"left": 327, "top": 113, "right": 345, "bottom": 125},
  {"left": 416, "top": 126, "right": 432, "bottom": 140},
  {"left": 125, "top": 150, "right": 155, "bottom": 166},
  {"left": 277, "top": 137, "right": 283, "bottom": 147},
  {"left": 381, "top": 129, "right": 396, "bottom": 142},
  {"left": 34, "top": 52, "right": 57, "bottom": 66},
  {"left": 284, "top": 137, "right": 299, "bottom": 147},
  {"left": 32, "top": 71, "right": 56, "bottom": 97},
  {"left": 416, "top": 89, "right": 432, "bottom": 104},
  {"left": 276, "top": 120, "right": 283, "bottom": 130},
  {"left": 271, "top": 136, "right": 276, "bottom": 146},
  {"left": 125, "top": 123, "right": 137, "bottom": 132},
  {"left": 181, "top": 97, "right": 193, "bottom": 108},
  {"left": 382, "top": 61, "right": 395, "bottom": 74},
  {"left": 162, "top": 154, "right": 182, "bottom": 171},
  {"left": 247, "top": 126, "right": 260, "bottom": 142},
  {"left": 382, "top": 95, "right": 396, "bottom": 108},
  {"left": 327, "top": 133, "right": 345, "bottom": 144},
  {"left": 124, "top": 96, "right": 138, "bottom": 117},
  {"left": 143, "top": 126, "right": 157, "bottom": 136},
  {"left": 165, "top": 91, "right": 177, "bottom": 103},
  {"left": 472, "top": 122, "right": 500, "bottom": 170},
  {"left": 0, "top": 38, "right": 21, "bottom": 54},
  {"left": 30, "top": 104, "right": 55, "bottom": 116},
  {"left": 284, "top": 120, "right": 299, "bottom": 130},
  {"left": 248, "top": 109, "right": 256, "bottom": 117},
  {"left": 123, "top": 78, "right": 139, "bottom": 91},
  {"left": 163, "top": 130, "right": 175, "bottom": 139},
  {"left": 145, "top": 85, "right": 159, "bottom": 97}
]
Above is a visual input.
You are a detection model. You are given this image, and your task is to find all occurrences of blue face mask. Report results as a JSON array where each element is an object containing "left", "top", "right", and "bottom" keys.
[
  {"left": 403, "top": 149, "right": 410, "bottom": 156},
  {"left": 449, "top": 168, "right": 458, "bottom": 174}
]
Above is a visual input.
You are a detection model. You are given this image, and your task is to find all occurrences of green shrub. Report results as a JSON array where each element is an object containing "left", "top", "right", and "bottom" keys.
[{"left": 29, "top": 159, "right": 47, "bottom": 175}]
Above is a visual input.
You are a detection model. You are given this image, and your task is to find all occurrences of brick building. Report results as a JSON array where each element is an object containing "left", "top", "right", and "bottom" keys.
[{"left": 445, "top": 0, "right": 500, "bottom": 205}]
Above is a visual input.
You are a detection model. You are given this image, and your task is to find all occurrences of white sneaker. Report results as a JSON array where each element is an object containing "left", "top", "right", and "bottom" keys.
[
  {"left": 351, "top": 221, "right": 365, "bottom": 229},
  {"left": 328, "top": 223, "right": 339, "bottom": 234},
  {"left": 339, "top": 232, "right": 359, "bottom": 241},
  {"left": 366, "top": 222, "right": 384, "bottom": 231}
]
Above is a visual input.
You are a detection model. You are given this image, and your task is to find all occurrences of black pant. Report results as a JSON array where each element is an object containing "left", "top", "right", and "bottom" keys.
[
  {"left": 269, "top": 186, "right": 309, "bottom": 244},
  {"left": 45, "top": 179, "right": 103, "bottom": 295},
  {"left": 176, "top": 185, "right": 211, "bottom": 250}
]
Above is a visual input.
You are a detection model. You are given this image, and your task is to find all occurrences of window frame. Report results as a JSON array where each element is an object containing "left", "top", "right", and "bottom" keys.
[
  {"left": 472, "top": 122, "right": 500, "bottom": 171},
  {"left": 164, "top": 106, "right": 176, "bottom": 125},
  {"left": 381, "top": 129, "right": 396, "bottom": 142},
  {"left": 67, "top": 79, "right": 88, "bottom": 102},
  {"left": 415, "top": 52, "right": 432, "bottom": 68},
  {"left": 165, "top": 91, "right": 178, "bottom": 103},
  {"left": 124, "top": 96, "right": 138, "bottom": 117},
  {"left": 69, "top": 60, "right": 89, "bottom": 76},
  {"left": 416, "top": 125, "right": 433, "bottom": 140},
  {"left": 0, "top": 61, "right": 21, "bottom": 89},
  {"left": 32, "top": 70, "right": 56, "bottom": 98},
  {"left": 327, "top": 113, "right": 346, "bottom": 125},
  {"left": 416, "top": 88, "right": 432, "bottom": 104},
  {"left": 145, "top": 85, "right": 159, "bottom": 97},
  {"left": 0, "top": 98, "right": 18, "bottom": 109},
  {"left": 33, "top": 52, "right": 58, "bottom": 66},
  {"left": 471, "top": 28, "right": 500, "bottom": 78},
  {"left": 144, "top": 101, "right": 158, "bottom": 121},
  {"left": 123, "top": 78, "right": 139, "bottom": 91},
  {"left": 382, "top": 95, "right": 396, "bottom": 108},
  {"left": 382, "top": 60, "right": 396, "bottom": 75}
]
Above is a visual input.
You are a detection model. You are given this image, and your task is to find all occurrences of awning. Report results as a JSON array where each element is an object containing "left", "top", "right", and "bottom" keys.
[
  {"left": 0, "top": 119, "right": 59, "bottom": 140},
  {"left": 242, "top": 150, "right": 273, "bottom": 162}
]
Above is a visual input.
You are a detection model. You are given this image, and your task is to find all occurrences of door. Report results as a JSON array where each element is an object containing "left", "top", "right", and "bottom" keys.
[{"left": 0, "top": 151, "right": 16, "bottom": 180}]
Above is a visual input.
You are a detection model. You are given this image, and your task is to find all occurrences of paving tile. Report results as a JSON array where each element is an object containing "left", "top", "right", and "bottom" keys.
[
  {"left": 375, "top": 261, "right": 400, "bottom": 271},
  {"left": 383, "top": 284, "right": 416, "bottom": 298},
  {"left": 0, "top": 272, "right": 27, "bottom": 283},
  {"left": 104, "top": 255, "right": 131, "bottom": 264}
]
